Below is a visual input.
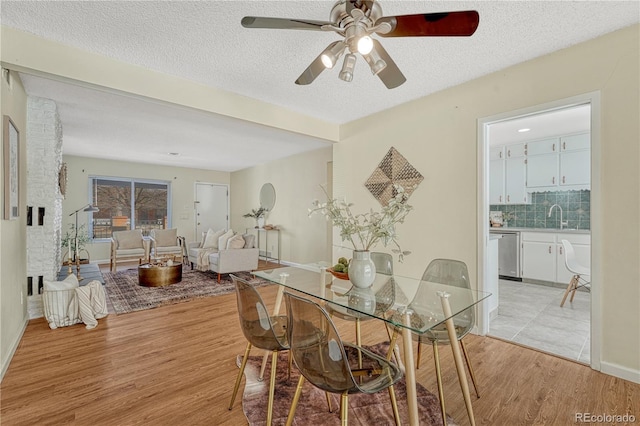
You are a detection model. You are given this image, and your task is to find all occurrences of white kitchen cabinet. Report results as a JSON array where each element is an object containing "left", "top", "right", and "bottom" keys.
[
  {"left": 561, "top": 133, "right": 590, "bottom": 151},
  {"left": 522, "top": 232, "right": 591, "bottom": 284},
  {"left": 556, "top": 233, "right": 591, "bottom": 284},
  {"left": 527, "top": 138, "right": 559, "bottom": 156},
  {"left": 490, "top": 159, "right": 505, "bottom": 204},
  {"left": 526, "top": 153, "right": 559, "bottom": 188},
  {"left": 526, "top": 133, "right": 590, "bottom": 190},
  {"left": 505, "top": 158, "right": 529, "bottom": 204},
  {"left": 505, "top": 143, "right": 526, "bottom": 158},
  {"left": 490, "top": 146, "right": 505, "bottom": 161},
  {"left": 560, "top": 149, "right": 590, "bottom": 186},
  {"left": 521, "top": 232, "right": 556, "bottom": 282}
]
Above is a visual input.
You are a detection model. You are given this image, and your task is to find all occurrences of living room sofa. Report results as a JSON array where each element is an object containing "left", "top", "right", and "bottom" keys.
[{"left": 187, "top": 230, "right": 259, "bottom": 282}]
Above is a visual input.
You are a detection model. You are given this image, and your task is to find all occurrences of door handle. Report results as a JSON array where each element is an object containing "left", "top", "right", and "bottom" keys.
[{"left": 548, "top": 246, "right": 552, "bottom": 253}]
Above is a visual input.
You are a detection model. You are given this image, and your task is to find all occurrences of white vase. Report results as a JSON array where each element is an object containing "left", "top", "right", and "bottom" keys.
[
  {"left": 257, "top": 217, "right": 265, "bottom": 228},
  {"left": 348, "top": 287, "right": 376, "bottom": 315},
  {"left": 349, "top": 250, "right": 376, "bottom": 288}
]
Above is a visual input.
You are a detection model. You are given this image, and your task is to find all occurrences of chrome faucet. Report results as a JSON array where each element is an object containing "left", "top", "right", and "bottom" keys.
[{"left": 548, "top": 204, "right": 568, "bottom": 230}]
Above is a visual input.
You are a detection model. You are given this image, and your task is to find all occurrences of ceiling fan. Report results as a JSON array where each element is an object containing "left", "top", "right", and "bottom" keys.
[{"left": 241, "top": 0, "right": 479, "bottom": 89}]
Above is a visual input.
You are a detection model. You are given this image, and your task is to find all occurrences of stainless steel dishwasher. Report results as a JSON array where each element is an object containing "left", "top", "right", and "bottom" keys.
[{"left": 492, "top": 230, "right": 521, "bottom": 280}]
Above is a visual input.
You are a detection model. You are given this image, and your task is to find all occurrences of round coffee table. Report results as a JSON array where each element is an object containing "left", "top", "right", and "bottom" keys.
[{"left": 138, "top": 262, "right": 183, "bottom": 287}]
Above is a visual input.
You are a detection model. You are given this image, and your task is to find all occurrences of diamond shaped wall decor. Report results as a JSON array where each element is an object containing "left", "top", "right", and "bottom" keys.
[{"left": 365, "top": 147, "right": 423, "bottom": 206}]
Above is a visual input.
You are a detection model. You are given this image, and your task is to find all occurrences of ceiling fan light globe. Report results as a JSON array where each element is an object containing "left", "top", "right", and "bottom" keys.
[
  {"left": 357, "top": 36, "right": 374, "bottom": 55},
  {"left": 370, "top": 59, "right": 387, "bottom": 75},
  {"left": 363, "top": 47, "right": 387, "bottom": 75},
  {"left": 339, "top": 53, "right": 357, "bottom": 82},
  {"left": 339, "top": 71, "right": 354, "bottom": 82},
  {"left": 321, "top": 54, "right": 335, "bottom": 69}
]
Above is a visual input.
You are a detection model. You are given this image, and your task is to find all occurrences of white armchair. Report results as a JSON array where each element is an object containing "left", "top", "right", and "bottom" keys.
[
  {"left": 149, "top": 228, "right": 183, "bottom": 261},
  {"left": 110, "top": 229, "right": 150, "bottom": 272}
]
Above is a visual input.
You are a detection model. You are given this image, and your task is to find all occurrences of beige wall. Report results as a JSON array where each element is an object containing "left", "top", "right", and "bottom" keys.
[
  {"left": 1, "top": 22, "right": 637, "bottom": 384},
  {"left": 230, "top": 147, "right": 332, "bottom": 265},
  {"left": 1, "top": 70, "right": 28, "bottom": 378},
  {"left": 337, "top": 25, "right": 639, "bottom": 377},
  {"left": 63, "top": 156, "right": 230, "bottom": 263}
]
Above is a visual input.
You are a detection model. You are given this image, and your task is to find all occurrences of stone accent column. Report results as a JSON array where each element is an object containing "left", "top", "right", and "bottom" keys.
[{"left": 26, "top": 97, "right": 63, "bottom": 318}]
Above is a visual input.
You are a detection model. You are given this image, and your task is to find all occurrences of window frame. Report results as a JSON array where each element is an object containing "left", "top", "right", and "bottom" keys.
[{"left": 88, "top": 175, "right": 172, "bottom": 242}]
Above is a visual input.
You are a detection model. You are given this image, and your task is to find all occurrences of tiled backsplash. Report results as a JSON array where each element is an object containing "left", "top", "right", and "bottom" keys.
[{"left": 490, "top": 190, "right": 590, "bottom": 230}]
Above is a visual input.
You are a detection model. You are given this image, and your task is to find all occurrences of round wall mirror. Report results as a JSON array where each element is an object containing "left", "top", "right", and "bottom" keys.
[{"left": 260, "top": 183, "right": 276, "bottom": 211}]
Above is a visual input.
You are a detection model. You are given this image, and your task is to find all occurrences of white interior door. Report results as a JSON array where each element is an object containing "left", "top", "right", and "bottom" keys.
[{"left": 195, "top": 183, "right": 229, "bottom": 238}]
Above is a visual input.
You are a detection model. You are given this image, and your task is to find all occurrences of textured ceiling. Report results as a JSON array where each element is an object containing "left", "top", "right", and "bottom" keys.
[{"left": 2, "top": 1, "right": 638, "bottom": 171}]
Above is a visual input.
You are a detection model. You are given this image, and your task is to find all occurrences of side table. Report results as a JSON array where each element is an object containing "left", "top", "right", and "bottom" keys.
[{"left": 138, "top": 262, "right": 183, "bottom": 287}]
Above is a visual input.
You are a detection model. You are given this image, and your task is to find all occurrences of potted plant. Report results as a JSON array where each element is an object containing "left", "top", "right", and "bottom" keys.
[
  {"left": 309, "top": 184, "right": 413, "bottom": 288},
  {"left": 61, "top": 223, "right": 91, "bottom": 264},
  {"left": 243, "top": 207, "right": 267, "bottom": 228}
]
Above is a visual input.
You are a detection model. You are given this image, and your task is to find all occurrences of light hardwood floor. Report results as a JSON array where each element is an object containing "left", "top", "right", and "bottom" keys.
[{"left": 2, "top": 275, "right": 638, "bottom": 425}]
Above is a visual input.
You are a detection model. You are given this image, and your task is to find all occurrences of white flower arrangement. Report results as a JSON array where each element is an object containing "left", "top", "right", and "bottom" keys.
[{"left": 309, "top": 185, "right": 413, "bottom": 262}]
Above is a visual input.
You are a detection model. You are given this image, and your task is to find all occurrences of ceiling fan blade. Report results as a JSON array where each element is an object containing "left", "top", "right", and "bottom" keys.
[
  {"left": 241, "top": 16, "right": 331, "bottom": 31},
  {"left": 372, "top": 40, "right": 406, "bottom": 89},
  {"left": 295, "top": 41, "right": 341, "bottom": 85},
  {"left": 376, "top": 10, "right": 479, "bottom": 37}
]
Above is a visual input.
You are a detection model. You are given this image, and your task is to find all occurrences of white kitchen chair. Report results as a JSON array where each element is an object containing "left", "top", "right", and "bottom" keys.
[{"left": 560, "top": 239, "right": 591, "bottom": 307}]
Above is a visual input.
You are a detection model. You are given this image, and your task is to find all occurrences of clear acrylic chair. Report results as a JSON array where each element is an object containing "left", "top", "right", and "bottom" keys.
[
  {"left": 228, "top": 275, "right": 289, "bottom": 426},
  {"left": 326, "top": 252, "right": 395, "bottom": 347},
  {"left": 560, "top": 239, "right": 591, "bottom": 307},
  {"left": 284, "top": 291, "right": 402, "bottom": 426},
  {"left": 388, "top": 258, "right": 480, "bottom": 422}
]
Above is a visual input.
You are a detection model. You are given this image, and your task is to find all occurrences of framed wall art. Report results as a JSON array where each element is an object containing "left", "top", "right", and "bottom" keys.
[{"left": 3, "top": 115, "right": 19, "bottom": 220}]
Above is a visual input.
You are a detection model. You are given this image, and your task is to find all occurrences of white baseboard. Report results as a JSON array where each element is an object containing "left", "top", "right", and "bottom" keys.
[
  {"left": 1, "top": 315, "right": 28, "bottom": 381},
  {"left": 600, "top": 361, "right": 640, "bottom": 384}
]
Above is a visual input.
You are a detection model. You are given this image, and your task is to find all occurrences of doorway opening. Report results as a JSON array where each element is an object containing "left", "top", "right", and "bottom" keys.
[{"left": 477, "top": 94, "right": 600, "bottom": 368}]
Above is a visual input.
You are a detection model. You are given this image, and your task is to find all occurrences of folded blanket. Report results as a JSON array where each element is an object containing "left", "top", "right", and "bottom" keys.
[
  {"left": 75, "top": 280, "right": 109, "bottom": 329},
  {"left": 196, "top": 247, "right": 219, "bottom": 272}
]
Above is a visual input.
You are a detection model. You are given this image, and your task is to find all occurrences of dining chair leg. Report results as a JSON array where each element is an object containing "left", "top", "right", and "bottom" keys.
[
  {"left": 460, "top": 339, "right": 480, "bottom": 398},
  {"left": 340, "top": 392, "right": 349, "bottom": 426},
  {"left": 416, "top": 341, "right": 423, "bottom": 369},
  {"left": 228, "top": 342, "right": 252, "bottom": 410},
  {"left": 560, "top": 275, "right": 578, "bottom": 307},
  {"left": 433, "top": 342, "right": 447, "bottom": 426},
  {"left": 285, "top": 375, "right": 305, "bottom": 426},
  {"left": 355, "top": 318, "right": 363, "bottom": 369},
  {"left": 266, "top": 350, "right": 278, "bottom": 426},
  {"left": 258, "top": 349, "right": 269, "bottom": 381},
  {"left": 388, "top": 385, "right": 401, "bottom": 426},
  {"left": 387, "top": 329, "right": 399, "bottom": 361},
  {"left": 288, "top": 351, "right": 293, "bottom": 381},
  {"left": 570, "top": 274, "right": 581, "bottom": 303},
  {"left": 325, "top": 392, "right": 333, "bottom": 412}
]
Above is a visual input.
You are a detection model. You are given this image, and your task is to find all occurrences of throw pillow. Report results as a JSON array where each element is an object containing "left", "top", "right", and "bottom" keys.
[
  {"left": 116, "top": 230, "right": 144, "bottom": 249},
  {"left": 153, "top": 228, "right": 177, "bottom": 247},
  {"left": 226, "top": 234, "right": 245, "bottom": 250},
  {"left": 200, "top": 229, "right": 211, "bottom": 247},
  {"left": 203, "top": 228, "right": 226, "bottom": 249},
  {"left": 242, "top": 233, "right": 256, "bottom": 249},
  {"left": 218, "top": 229, "right": 235, "bottom": 251},
  {"left": 44, "top": 273, "right": 79, "bottom": 291}
]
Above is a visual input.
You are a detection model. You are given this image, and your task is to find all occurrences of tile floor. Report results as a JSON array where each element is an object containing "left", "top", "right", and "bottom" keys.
[{"left": 489, "top": 279, "right": 590, "bottom": 364}]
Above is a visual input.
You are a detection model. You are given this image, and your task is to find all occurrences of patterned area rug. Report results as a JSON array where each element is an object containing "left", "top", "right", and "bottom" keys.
[
  {"left": 103, "top": 268, "right": 267, "bottom": 315},
  {"left": 238, "top": 342, "right": 458, "bottom": 426}
]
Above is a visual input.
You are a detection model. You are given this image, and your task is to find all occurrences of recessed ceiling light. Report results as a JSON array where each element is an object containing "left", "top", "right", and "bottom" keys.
[
  {"left": 168, "top": 152, "right": 180, "bottom": 156},
  {"left": 518, "top": 128, "right": 530, "bottom": 133}
]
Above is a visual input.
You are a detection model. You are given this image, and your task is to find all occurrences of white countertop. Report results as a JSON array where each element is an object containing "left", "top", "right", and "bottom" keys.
[{"left": 490, "top": 227, "right": 591, "bottom": 235}]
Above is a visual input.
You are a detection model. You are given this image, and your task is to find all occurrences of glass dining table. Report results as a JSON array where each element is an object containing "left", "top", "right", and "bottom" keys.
[{"left": 253, "top": 264, "right": 491, "bottom": 426}]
